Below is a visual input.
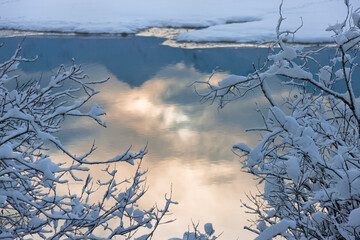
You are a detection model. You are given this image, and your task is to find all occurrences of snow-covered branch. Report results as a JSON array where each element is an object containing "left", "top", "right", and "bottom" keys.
[
  {"left": 196, "top": 1, "right": 360, "bottom": 239},
  {"left": 0, "top": 43, "right": 176, "bottom": 239}
]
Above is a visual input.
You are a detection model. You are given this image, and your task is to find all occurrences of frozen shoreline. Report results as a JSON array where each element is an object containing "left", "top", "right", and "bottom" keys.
[
  {"left": 0, "top": 27, "right": 337, "bottom": 49},
  {"left": 0, "top": 0, "right": 359, "bottom": 46}
]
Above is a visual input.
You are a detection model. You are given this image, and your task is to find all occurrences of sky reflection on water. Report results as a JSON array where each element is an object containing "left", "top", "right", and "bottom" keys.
[
  {"left": 61, "top": 61, "right": 263, "bottom": 239},
  {"left": 0, "top": 36, "right": 298, "bottom": 239}
]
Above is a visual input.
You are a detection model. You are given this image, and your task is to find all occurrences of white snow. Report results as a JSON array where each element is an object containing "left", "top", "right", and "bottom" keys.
[
  {"left": 348, "top": 207, "right": 360, "bottom": 227},
  {"left": 0, "top": 195, "right": 6, "bottom": 204},
  {"left": 204, "top": 223, "right": 215, "bottom": 236},
  {"left": 285, "top": 156, "right": 300, "bottom": 183},
  {"left": 312, "top": 211, "right": 327, "bottom": 224},
  {"left": 0, "top": 0, "right": 359, "bottom": 43},
  {"left": 255, "top": 219, "right": 296, "bottom": 240},
  {"left": 218, "top": 75, "right": 246, "bottom": 88}
]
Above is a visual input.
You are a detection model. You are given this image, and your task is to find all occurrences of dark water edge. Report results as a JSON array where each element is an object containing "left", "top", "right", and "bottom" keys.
[
  {"left": 0, "top": 36, "right": 270, "bottom": 84},
  {"left": 1, "top": 35, "right": 357, "bottom": 93}
]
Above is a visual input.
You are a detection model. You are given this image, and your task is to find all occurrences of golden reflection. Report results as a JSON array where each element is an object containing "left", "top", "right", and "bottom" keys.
[
  {"left": 139, "top": 158, "right": 256, "bottom": 239},
  {"left": 46, "top": 62, "right": 291, "bottom": 239}
]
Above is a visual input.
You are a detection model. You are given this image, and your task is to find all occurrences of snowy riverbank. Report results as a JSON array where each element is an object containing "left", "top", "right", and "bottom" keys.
[{"left": 0, "top": 0, "right": 359, "bottom": 44}]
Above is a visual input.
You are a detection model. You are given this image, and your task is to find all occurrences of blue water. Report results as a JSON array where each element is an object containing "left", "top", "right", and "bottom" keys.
[
  {"left": 1, "top": 36, "right": 357, "bottom": 239},
  {"left": 0, "top": 36, "right": 270, "bottom": 83},
  {"left": 1, "top": 36, "right": 356, "bottom": 94}
]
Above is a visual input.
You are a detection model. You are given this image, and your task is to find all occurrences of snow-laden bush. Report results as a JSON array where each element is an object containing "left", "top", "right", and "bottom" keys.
[
  {"left": 0, "top": 43, "right": 177, "bottom": 239},
  {"left": 171, "top": 222, "right": 220, "bottom": 240},
  {"left": 196, "top": 1, "right": 360, "bottom": 239}
]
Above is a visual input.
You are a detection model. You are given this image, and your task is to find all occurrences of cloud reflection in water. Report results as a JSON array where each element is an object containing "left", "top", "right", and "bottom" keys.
[
  {"left": 0, "top": 36, "right": 290, "bottom": 239},
  {"left": 55, "top": 62, "right": 267, "bottom": 239}
]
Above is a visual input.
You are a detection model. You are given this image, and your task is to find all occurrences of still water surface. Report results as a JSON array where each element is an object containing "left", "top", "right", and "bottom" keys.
[{"left": 0, "top": 36, "right": 341, "bottom": 239}]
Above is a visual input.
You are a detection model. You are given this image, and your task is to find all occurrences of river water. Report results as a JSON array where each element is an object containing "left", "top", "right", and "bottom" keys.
[{"left": 0, "top": 36, "right": 343, "bottom": 239}]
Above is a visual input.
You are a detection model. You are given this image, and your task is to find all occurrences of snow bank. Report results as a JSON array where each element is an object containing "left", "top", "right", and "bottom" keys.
[
  {"left": 349, "top": 207, "right": 360, "bottom": 227},
  {"left": 0, "top": 0, "right": 359, "bottom": 43},
  {"left": 255, "top": 219, "right": 296, "bottom": 240}
]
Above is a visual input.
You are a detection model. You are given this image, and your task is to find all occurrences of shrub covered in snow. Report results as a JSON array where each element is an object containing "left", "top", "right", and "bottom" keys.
[
  {"left": 197, "top": 1, "right": 360, "bottom": 239},
  {"left": 0, "top": 43, "right": 177, "bottom": 239},
  {"left": 170, "top": 222, "right": 219, "bottom": 240}
]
